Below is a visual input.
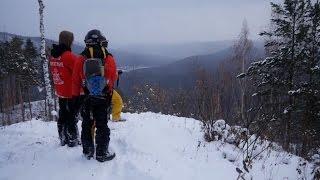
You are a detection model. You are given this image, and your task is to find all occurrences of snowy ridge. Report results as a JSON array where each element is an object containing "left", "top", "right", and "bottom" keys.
[{"left": 0, "top": 112, "right": 315, "bottom": 180}]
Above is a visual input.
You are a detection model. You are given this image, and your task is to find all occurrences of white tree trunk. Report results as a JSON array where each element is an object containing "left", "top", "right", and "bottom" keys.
[
  {"left": 38, "top": 0, "right": 54, "bottom": 120},
  {"left": 235, "top": 20, "right": 251, "bottom": 124}
]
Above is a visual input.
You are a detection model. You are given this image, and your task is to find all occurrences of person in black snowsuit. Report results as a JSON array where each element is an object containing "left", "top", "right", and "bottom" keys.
[{"left": 72, "top": 30, "right": 117, "bottom": 162}]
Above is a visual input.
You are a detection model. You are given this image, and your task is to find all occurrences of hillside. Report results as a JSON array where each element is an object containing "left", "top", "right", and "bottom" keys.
[
  {"left": 0, "top": 112, "right": 314, "bottom": 180},
  {"left": 119, "top": 50, "right": 227, "bottom": 92},
  {"left": 0, "top": 32, "right": 174, "bottom": 67},
  {"left": 112, "top": 49, "right": 175, "bottom": 67},
  {"left": 117, "top": 40, "right": 235, "bottom": 59},
  {"left": 119, "top": 44, "right": 265, "bottom": 94}
]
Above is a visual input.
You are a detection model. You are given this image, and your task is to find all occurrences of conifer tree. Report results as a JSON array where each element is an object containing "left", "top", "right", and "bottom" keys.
[
  {"left": 22, "top": 38, "right": 40, "bottom": 84},
  {"left": 244, "top": 0, "right": 308, "bottom": 150},
  {"left": 299, "top": 0, "right": 320, "bottom": 155}
]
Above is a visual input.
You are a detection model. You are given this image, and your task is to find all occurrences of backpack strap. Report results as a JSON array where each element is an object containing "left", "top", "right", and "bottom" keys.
[
  {"left": 88, "top": 47, "right": 94, "bottom": 58},
  {"left": 88, "top": 47, "right": 107, "bottom": 59},
  {"left": 101, "top": 47, "right": 107, "bottom": 59},
  {"left": 87, "top": 47, "right": 107, "bottom": 77}
]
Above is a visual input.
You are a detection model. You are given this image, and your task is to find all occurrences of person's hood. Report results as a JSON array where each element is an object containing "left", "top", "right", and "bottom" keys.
[{"left": 51, "top": 44, "right": 71, "bottom": 58}]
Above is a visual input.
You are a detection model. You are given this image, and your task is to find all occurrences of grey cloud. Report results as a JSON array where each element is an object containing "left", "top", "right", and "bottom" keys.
[{"left": 0, "top": 0, "right": 274, "bottom": 47}]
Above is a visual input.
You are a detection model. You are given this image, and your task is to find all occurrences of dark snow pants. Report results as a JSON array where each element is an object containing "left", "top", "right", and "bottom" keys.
[
  {"left": 80, "top": 96, "right": 111, "bottom": 156},
  {"left": 57, "top": 98, "right": 78, "bottom": 143}
]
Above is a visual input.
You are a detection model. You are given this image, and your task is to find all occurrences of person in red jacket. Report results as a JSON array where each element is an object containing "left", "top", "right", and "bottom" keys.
[
  {"left": 72, "top": 29, "right": 117, "bottom": 162},
  {"left": 50, "top": 30, "right": 79, "bottom": 147}
]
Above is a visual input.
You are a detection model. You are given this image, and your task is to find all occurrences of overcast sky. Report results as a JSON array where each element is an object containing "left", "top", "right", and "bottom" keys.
[{"left": 0, "top": 0, "right": 276, "bottom": 47}]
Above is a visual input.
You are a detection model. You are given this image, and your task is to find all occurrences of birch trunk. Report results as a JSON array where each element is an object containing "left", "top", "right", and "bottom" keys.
[{"left": 38, "top": 0, "right": 54, "bottom": 121}]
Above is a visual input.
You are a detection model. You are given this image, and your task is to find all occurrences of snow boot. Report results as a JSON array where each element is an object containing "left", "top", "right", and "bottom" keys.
[
  {"left": 96, "top": 144, "right": 115, "bottom": 162},
  {"left": 83, "top": 146, "right": 94, "bottom": 160},
  {"left": 58, "top": 125, "right": 67, "bottom": 146},
  {"left": 66, "top": 122, "right": 80, "bottom": 147},
  {"left": 66, "top": 131, "right": 79, "bottom": 147},
  {"left": 68, "top": 138, "right": 80, "bottom": 147},
  {"left": 60, "top": 138, "right": 67, "bottom": 146},
  {"left": 96, "top": 151, "right": 116, "bottom": 162}
]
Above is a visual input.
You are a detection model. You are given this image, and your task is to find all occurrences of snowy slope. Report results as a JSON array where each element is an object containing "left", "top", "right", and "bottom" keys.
[{"left": 0, "top": 113, "right": 314, "bottom": 180}]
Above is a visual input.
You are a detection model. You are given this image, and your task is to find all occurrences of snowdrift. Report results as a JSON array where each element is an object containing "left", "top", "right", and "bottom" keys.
[{"left": 0, "top": 112, "right": 315, "bottom": 180}]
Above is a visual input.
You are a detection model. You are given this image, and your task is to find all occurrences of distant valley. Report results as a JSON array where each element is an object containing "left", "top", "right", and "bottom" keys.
[{"left": 0, "top": 32, "right": 265, "bottom": 95}]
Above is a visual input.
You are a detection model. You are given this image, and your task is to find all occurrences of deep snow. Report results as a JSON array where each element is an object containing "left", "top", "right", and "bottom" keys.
[{"left": 0, "top": 112, "right": 315, "bottom": 180}]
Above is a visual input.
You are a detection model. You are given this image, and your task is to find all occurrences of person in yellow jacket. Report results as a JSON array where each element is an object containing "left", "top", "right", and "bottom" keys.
[{"left": 111, "top": 89, "right": 125, "bottom": 122}]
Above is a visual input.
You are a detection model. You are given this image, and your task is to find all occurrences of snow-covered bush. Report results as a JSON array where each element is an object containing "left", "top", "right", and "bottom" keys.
[
  {"left": 202, "top": 119, "right": 248, "bottom": 147},
  {"left": 201, "top": 117, "right": 320, "bottom": 179}
]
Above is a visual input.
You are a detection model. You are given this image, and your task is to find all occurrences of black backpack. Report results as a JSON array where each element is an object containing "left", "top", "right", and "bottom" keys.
[{"left": 83, "top": 47, "right": 108, "bottom": 96}]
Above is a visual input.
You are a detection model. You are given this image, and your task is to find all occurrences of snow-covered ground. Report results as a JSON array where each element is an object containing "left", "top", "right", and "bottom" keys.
[{"left": 0, "top": 112, "right": 315, "bottom": 180}]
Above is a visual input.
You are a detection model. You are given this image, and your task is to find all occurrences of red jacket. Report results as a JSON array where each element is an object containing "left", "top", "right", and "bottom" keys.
[
  {"left": 49, "top": 50, "right": 77, "bottom": 98},
  {"left": 72, "top": 55, "right": 117, "bottom": 97}
]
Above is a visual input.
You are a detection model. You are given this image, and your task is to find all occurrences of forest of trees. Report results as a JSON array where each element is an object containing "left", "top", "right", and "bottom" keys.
[
  {"left": 125, "top": 0, "right": 320, "bottom": 167},
  {"left": 0, "top": 37, "right": 43, "bottom": 125},
  {"left": 243, "top": 0, "right": 320, "bottom": 158},
  {"left": 0, "top": 0, "right": 56, "bottom": 125}
]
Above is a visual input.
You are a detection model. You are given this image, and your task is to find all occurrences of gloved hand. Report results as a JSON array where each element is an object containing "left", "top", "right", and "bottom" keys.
[{"left": 117, "top": 70, "right": 123, "bottom": 87}]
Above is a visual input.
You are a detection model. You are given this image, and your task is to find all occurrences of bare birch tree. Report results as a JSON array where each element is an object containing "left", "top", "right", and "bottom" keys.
[
  {"left": 234, "top": 20, "right": 252, "bottom": 124},
  {"left": 38, "top": 0, "right": 54, "bottom": 120}
]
